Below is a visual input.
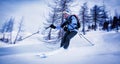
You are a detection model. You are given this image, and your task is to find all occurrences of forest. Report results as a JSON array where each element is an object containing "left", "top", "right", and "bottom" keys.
[{"left": 0, "top": 0, "right": 120, "bottom": 44}]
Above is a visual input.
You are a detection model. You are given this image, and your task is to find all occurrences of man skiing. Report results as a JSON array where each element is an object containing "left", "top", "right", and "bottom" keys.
[{"left": 49, "top": 11, "right": 80, "bottom": 50}]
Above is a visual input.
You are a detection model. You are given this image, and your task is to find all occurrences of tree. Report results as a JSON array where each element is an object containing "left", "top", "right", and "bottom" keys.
[
  {"left": 43, "top": 0, "right": 74, "bottom": 42},
  {"left": 90, "top": 5, "right": 103, "bottom": 31},
  {"left": 8, "top": 17, "right": 14, "bottom": 43},
  {"left": 0, "top": 17, "right": 14, "bottom": 43},
  {"left": 79, "top": 2, "right": 89, "bottom": 35},
  {"left": 43, "top": 0, "right": 61, "bottom": 41},
  {"left": 56, "top": 0, "right": 74, "bottom": 38},
  {"left": 111, "top": 16, "right": 119, "bottom": 32},
  {"left": 0, "top": 21, "right": 8, "bottom": 42},
  {"left": 99, "top": 2, "right": 109, "bottom": 29},
  {"left": 118, "top": 15, "right": 120, "bottom": 27},
  {"left": 13, "top": 17, "right": 24, "bottom": 44}
]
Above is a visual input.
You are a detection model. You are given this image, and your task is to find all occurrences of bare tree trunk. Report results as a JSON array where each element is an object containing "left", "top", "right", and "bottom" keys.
[
  {"left": 14, "top": 31, "right": 19, "bottom": 44},
  {"left": 58, "top": 14, "right": 64, "bottom": 38},
  {"left": 10, "top": 32, "right": 12, "bottom": 44},
  {"left": 2, "top": 33, "right": 5, "bottom": 41},
  {"left": 82, "top": 11, "right": 86, "bottom": 35},
  {"left": 14, "top": 17, "right": 23, "bottom": 44},
  {"left": 48, "top": 28, "right": 52, "bottom": 40}
]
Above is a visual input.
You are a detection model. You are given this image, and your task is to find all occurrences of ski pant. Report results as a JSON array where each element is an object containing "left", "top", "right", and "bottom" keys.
[{"left": 60, "top": 31, "right": 77, "bottom": 49}]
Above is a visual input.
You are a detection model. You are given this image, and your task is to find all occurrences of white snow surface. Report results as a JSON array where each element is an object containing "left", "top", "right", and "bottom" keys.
[{"left": 0, "top": 31, "right": 120, "bottom": 64}]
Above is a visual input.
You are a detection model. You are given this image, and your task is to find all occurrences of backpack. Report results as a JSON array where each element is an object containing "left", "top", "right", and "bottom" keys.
[{"left": 67, "top": 15, "right": 81, "bottom": 29}]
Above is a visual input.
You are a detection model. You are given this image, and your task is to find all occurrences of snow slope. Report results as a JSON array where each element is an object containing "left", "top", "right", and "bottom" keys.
[{"left": 0, "top": 31, "right": 120, "bottom": 64}]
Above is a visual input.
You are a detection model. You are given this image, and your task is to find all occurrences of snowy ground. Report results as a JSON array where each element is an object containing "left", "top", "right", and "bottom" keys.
[{"left": 0, "top": 31, "right": 120, "bottom": 64}]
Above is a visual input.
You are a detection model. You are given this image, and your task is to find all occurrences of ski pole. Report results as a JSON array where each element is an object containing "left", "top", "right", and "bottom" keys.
[
  {"left": 78, "top": 32, "right": 94, "bottom": 46},
  {"left": 20, "top": 31, "right": 39, "bottom": 41},
  {"left": 41, "top": 26, "right": 50, "bottom": 35},
  {"left": 41, "top": 24, "right": 53, "bottom": 35},
  {"left": 45, "top": 26, "right": 50, "bottom": 30}
]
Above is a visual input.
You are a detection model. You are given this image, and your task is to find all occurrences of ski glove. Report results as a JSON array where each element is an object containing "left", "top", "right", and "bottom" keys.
[{"left": 50, "top": 24, "right": 56, "bottom": 29}]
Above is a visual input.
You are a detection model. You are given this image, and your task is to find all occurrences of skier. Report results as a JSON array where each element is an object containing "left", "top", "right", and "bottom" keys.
[{"left": 49, "top": 11, "right": 80, "bottom": 50}]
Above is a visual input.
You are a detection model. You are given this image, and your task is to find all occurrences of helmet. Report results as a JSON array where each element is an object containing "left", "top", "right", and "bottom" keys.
[{"left": 63, "top": 10, "right": 70, "bottom": 14}]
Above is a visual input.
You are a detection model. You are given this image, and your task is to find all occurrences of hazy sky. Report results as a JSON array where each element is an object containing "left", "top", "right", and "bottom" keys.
[
  {"left": 0, "top": 0, "right": 120, "bottom": 32},
  {"left": 0, "top": 0, "right": 48, "bottom": 32}
]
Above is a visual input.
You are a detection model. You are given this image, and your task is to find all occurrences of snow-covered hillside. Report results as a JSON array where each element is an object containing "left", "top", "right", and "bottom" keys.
[{"left": 0, "top": 31, "right": 120, "bottom": 64}]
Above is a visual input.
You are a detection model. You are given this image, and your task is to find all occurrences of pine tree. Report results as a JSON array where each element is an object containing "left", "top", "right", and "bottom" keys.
[
  {"left": 90, "top": 5, "right": 103, "bottom": 31},
  {"left": 43, "top": 0, "right": 74, "bottom": 42},
  {"left": 0, "top": 17, "right": 14, "bottom": 43},
  {"left": 0, "top": 21, "right": 8, "bottom": 42},
  {"left": 99, "top": 2, "right": 108, "bottom": 29},
  {"left": 79, "top": 2, "right": 89, "bottom": 35},
  {"left": 56, "top": 0, "right": 74, "bottom": 38},
  {"left": 43, "top": 0, "right": 61, "bottom": 41}
]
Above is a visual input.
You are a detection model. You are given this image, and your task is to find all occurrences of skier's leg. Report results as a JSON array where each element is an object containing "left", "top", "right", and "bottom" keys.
[
  {"left": 60, "top": 31, "right": 69, "bottom": 47},
  {"left": 63, "top": 31, "right": 77, "bottom": 49},
  {"left": 60, "top": 38, "right": 65, "bottom": 47}
]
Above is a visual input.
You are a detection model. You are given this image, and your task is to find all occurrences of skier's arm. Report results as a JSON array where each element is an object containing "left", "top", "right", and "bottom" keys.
[
  {"left": 60, "top": 21, "right": 68, "bottom": 28},
  {"left": 56, "top": 26, "right": 61, "bottom": 29},
  {"left": 53, "top": 22, "right": 68, "bottom": 29},
  {"left": 50, "top": 21, "right": 68, "bottom": 29}
]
